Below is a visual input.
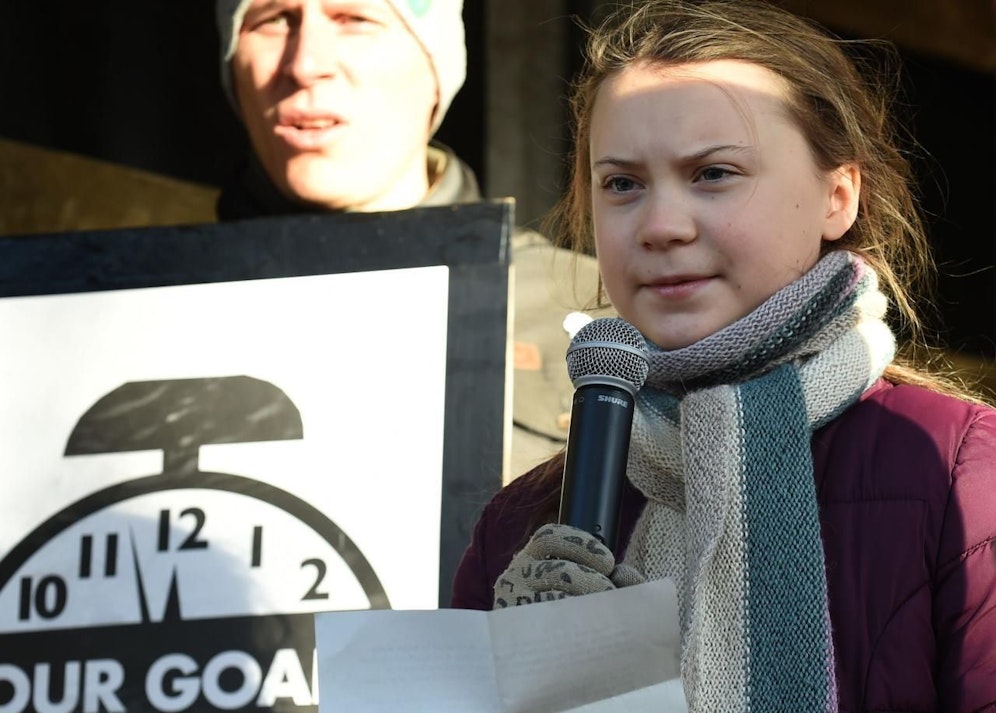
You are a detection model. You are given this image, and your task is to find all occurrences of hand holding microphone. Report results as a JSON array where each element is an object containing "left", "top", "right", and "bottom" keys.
[
  {"left": 493, "top": 524, "right": 618, "bottom": 608},
  {"left": 493, "top": 318, "right": 649, "bottom": 608}
]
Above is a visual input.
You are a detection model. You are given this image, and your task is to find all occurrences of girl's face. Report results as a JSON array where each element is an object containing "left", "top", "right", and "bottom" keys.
[{"left": 589, "top": 60, "right": 859, "bottom": 350}]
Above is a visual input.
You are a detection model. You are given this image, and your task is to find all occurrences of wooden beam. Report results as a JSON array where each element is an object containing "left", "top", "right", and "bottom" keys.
[
  {"left": 0, "top": 138, "right": 219, "bottom": 237},
  {"left": 780, "top": 0, "right": 995, "bottom": 72}
]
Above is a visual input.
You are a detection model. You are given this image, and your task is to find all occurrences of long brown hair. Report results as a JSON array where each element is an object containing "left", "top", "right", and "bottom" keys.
[{"left": 547, "top": 0, "right": 986, "bottom": 403}]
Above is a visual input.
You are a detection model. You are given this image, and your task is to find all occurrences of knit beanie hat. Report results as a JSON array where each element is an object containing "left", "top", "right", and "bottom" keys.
[{"left": 215, "top": 0, "right": 466, "bottom": 134}]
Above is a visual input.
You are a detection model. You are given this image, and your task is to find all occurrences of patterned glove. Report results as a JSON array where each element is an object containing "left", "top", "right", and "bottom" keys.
[{"left": 493, "top": 523, "right": 646, "bottom": 608}]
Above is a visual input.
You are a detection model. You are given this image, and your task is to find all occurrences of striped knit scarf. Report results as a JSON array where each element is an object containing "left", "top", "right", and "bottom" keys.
[{"left": 621, "top": 251, "right": 896, "bottom": 712}]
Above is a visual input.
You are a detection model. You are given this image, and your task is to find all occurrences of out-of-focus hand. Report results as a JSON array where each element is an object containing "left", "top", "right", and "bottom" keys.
[{"left": 493, "top": 523, "right": 645, "bottom": 608}]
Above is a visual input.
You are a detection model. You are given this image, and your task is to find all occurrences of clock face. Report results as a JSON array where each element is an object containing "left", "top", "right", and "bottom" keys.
[{"left": 0, "top": 473, "right": 388, "bottom": 633}]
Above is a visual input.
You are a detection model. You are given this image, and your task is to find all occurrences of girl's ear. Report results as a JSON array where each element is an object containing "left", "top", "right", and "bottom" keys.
[{"left": 822, "top": 163, "right": 861, "bottom": 242}]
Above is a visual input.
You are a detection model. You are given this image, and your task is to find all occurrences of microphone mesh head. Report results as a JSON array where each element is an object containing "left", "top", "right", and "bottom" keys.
[{"left": 566, "top": 318, "right": 649, "bottom": 391}]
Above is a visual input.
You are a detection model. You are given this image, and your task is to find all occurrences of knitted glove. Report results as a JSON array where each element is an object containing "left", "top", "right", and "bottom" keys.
[{"left": 493, "top": 523, "right": 646, "bottom": 608}]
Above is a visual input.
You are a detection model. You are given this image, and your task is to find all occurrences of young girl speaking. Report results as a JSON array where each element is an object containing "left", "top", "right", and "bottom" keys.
[{"left": 451, "top": 1, "right": 996, "bottom": 710}]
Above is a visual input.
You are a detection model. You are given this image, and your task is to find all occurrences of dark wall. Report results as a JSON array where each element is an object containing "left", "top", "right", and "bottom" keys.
[
  {"left": 901, "top": 51, "right": 995, "bottom": 356},
  {"left": 1, "top": 1, "right": 245, "bottom": 184}
]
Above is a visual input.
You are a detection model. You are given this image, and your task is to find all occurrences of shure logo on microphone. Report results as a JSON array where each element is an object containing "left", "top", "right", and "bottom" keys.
[{"left": 597, "top": 394, "right": 629, "bottom": 408}]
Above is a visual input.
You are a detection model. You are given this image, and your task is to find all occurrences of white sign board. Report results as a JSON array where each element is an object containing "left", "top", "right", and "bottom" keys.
[
  {"left": 0, "top": 267, "right": 448, "bottom": 712},
  {"left": 0, "top": 203, "right": 512, "bottom": 713}
]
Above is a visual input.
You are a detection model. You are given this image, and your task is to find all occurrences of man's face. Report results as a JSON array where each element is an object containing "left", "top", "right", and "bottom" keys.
[{"left": 231, "top": 0, "right": 438, "bottom": 212}]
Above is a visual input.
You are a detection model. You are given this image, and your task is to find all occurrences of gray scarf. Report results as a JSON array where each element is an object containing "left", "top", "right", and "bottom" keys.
[{"left": 622, "top": 251, "right": 896, "bottom": 712}]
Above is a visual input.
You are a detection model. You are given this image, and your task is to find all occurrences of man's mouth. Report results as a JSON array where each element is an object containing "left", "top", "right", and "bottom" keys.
[
  {"left": 272, "top": 112, "right": 346, "bottom": 149},
  {"left": 286, "top": 118, "right": 339, "bottom": 130}
]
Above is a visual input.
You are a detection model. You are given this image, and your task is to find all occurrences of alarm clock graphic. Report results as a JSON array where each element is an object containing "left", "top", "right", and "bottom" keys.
[{"left": 0, "top": 376, "right": 389, "bottom": 713}]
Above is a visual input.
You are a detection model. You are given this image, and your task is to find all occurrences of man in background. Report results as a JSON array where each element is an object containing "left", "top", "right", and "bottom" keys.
[{"left": 215, "top": 0, "right": 606, "bottom": 479}]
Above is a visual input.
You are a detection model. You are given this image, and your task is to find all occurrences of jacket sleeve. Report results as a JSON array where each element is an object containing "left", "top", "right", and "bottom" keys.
[
  {"left": 450, "top": 501, "right": 497, "bottom": 611},
  {"left": 934, "top": 407, "right": 996, "bottom": 711},
  {"left": 450, "top": 462, "right": 562, "bottom": 610}
]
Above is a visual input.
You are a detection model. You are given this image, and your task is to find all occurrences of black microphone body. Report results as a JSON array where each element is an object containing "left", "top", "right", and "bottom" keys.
[
  {"left": 560, "top": 382, "right": 637, "bottom": 553},
  {"left": 558, "top": 318, "right": 649, "bottom": 554}
]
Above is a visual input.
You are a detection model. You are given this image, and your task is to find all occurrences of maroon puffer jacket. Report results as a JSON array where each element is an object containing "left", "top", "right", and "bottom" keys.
[{"left": 451, "top": 380, "right": 996, "bottom": 712}]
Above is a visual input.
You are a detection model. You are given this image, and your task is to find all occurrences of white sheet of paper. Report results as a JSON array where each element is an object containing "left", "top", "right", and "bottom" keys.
[{"left": 314, "top": 579, "right": 686, "bottom": 713}]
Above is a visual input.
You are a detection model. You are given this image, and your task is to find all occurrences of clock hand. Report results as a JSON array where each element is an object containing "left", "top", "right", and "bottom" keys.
[{"left": 131, "top": 527, "right": 181, "bottom": 623}]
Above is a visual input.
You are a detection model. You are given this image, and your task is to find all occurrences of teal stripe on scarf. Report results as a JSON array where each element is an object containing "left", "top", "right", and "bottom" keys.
[{"left": 741, "top": 364, "right": 833, "bottom": 710}]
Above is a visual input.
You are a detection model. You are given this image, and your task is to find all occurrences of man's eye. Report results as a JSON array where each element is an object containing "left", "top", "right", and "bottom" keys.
[
  {"left": 332, "top": 12, "right": 379, "bottom": 27},
  {"left": 249, "top": 13, "right": 292, "bottom": 33}
]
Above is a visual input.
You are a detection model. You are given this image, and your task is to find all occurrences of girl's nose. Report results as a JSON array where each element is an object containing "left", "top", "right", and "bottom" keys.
[{"left": 637, "top": 190, "right": 696, "bottom": 250}]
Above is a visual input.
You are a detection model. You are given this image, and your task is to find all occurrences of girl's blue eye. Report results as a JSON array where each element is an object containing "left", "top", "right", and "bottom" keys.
[
  {"left": 698, "top": 166, "right": 731, "bottom": 182},
  {"left": 605, "top": 176, "right": 638, "bottom": 192}
]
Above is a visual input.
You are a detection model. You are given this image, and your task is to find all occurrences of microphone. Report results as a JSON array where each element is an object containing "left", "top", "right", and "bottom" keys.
[{"left": 558, "top": 317, "right": 649, "bottom": 554}]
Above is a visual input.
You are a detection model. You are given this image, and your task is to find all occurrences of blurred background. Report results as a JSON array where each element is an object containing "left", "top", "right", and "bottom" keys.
[{"left": 0, "top": 0, "right": 993, "bottom": 388}]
